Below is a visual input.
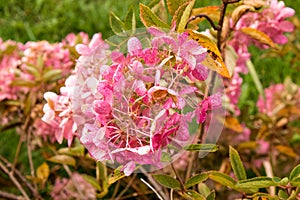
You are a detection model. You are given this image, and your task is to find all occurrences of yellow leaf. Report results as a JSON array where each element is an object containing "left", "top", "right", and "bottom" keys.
[
  {"left": 275, "top": 145, "right": 297, "bottom": 158},
  {"left": 190, "top": 6, "right": 220, "bottom": 26},
  {"left": 241, "top": 27, "right": 277, "bottom": 48},
  {"left": 187, "top": 29, "right": 231, "bottom": 78},
  {"left": 36, "top": 162, "right": 50, "bottom": 182},
  {"left": 47, "top": 155, "right": 76, "bottom": 166}
]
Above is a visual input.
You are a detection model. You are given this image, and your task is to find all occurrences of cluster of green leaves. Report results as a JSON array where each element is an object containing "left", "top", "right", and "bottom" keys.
[{"left": 153, "top": 146, "right": 300, "bottom": 199}]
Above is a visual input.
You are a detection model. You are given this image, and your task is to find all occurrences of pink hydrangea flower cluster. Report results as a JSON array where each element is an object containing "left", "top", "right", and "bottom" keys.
[
  {"left": 0, "top": 39, "right": 23, "bottom": 101},
  {"left": 55, "top": 28, "right": 223, "bottom": 175},
  {"left": 42, "top": 75, "right": 78, "bottom": 146},
  {"left": 51, "top": 173, "right": 96, "bottom": 200},
  {"left": 226, "top": 0, "right": 295, "bottom": 114}
]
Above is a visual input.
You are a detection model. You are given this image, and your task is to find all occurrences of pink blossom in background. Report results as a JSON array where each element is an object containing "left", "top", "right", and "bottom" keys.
[
  {"left": 226, "top": 0, "right": 295, "bottom": 114},
  {"left": 51, "top": 173, "right": 96, "bottom": 200},
  {"left": 257, "top": 83, "right": 284, "bottom": 116},
  {"left": 0, "top": 39, "right": 23, "bottom": 101},
  {"left": 21, "top": 40, "right": 73, "bottom": 76}
]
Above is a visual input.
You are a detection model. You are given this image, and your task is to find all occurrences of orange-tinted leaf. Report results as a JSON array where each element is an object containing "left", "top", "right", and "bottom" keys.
[
  {"left": 275, "top": 145, "right": 297, "bottom": 158},
  {"left": 187, "top": 29, "right": 231, "bottom": 78},
  {"left": 224, "top": 116, "right": 243, "bottom": 133},
  {"left": 190, "top": 6, "right": 220, "bottom": 26},
  {"left": 241, "top": 27, "right": 277, "bottom": 48}
]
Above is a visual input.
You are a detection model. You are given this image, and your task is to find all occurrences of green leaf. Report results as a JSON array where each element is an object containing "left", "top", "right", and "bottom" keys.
[
  {"left": 206, "top": 190, "right": 216, "bottom": 200},
  {"left": 185, "top": 173, "right": 208, "bottom": 188},
  {"left": 23, "top": 65, "right": 41, "bottom": 79},
  {"left": 289, "top": 164, "right": 300, "bottom": 181},
  {"left": 208, "top": 171, "right": 237, "bottom": 188},
  {"left": 197, "top": 183, "right": 211, "bottom": 197},
  {"left": 47, "top": 155, "right": 76, "bottom": 166},
  {"left": 109, "top": 12, "right": 126, "bottom": 36},
  {"left": 185, "top": 190, "right": 205, "bottom": 200},
  {"left": 229, "top": 146, "right": 247, "bottom": 181},
  {"left": 177, "top": 0, "right": 195, "bottom": 32},
  {"left": 148, "top": 0, "right": 160, "bottom": 8},
  {"left": 139, "top": 3, "right": 169, "bottom": 29},
  {"left": 10, "top": 79, "right": 36, "bottom": 87},
  {"left": 153, "top": 174, "right": 181, "bottom": 190},
  {"left": 290, "top": 177, "right": 300, "bottom": 187},
  {"left": 124, "top": 6, "right": 136, "bottom": 33},
  {"left": 172, "top": 1, "right": 190, "bottom": 30},
  {"left": 166, "top": 0, "right": 189, "bottom": 15},
  {"left": 278, "top": 189, "right": 288, "bottom": 199},
  {"left": 183, "top": 144, "right": 218, "bottom": 152},
  {"left": 57, "top": 145, "right": 85, "bottom": 157},
  {"left": 236, "top": 177, "right": 279, "bottom": 190},
  {"left": 42, "top": 69, "right": 62, "bottom": 82},
  {"left": 82, "top": 174, "right": 102, "bottom": 191}
]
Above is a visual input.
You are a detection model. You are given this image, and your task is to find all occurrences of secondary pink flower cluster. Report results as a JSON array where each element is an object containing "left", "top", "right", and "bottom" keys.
[
  {"left": 51, "top": 173, "right": 96, "bottom": 200},
  {"left": 226, "top": 0, "right": 295, "bottom": 114},
  {"left": 257, "top": 82, "right": 300, "bottom": 117},
  {"left": 47, "top": 28, "right": 223, "bottom": 175},
  {"left": 0, "top": 39, "right": 23, "bottom": 101}
]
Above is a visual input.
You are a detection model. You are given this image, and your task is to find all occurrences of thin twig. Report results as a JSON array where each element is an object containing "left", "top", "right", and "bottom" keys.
[
  {"left": 0, "top": 161, "right": 30, "bottom": 200},
  {"left": 140, "top": 167, "right": 170, "bottom": 200},
  {"left": 0, "top": 156, "right": 38, "bottom": 198},
  {"left": 0, "top": 190, "right": 24, "bottom": 200},
  {"left": 170, "top": 163, "right": 185, "bottom": 192},
  {"left": 140, "top": 178, "right": 164, "bottom": 200},
  {"left": 116, "top": 174, "right": 137, "bottom": 200}
]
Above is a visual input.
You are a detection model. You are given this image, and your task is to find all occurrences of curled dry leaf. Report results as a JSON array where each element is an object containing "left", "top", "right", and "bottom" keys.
[
  {"left": 243, "top": 0, "right": 267, "bottom": 9},
  {"left": 231, "top": 5, "right": 255, "bottom": 27}
]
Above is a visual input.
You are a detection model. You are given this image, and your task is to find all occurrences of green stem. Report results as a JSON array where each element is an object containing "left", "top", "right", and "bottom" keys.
[{"left": 246, "top": 59, "right": 265, "bottom": 100}]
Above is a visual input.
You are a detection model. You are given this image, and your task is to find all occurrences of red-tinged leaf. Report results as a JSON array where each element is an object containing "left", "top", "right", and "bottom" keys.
[
  {"left": 229, "top": 146, "right": 247, "bottom": 181},
  {"left": 47, "top": 155, "right": 76, "bottom": 166},
  {"left": 139, "top": 3, "right": 169, "bottom": 29},
  {"left": 177, "top": 0, "right": 195, "bottom": 33},
  {"left": 153, "top": 174, "right": 181, "bottom": 190},
  {"left": 185, "top": 173, "right": 209, "bottom": 188},
  {"left": 241, "top": 27, "right": 277, "bottom": 48},
  {"left": 166, "top": 0, "right": 190, "bottom": 16}
]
